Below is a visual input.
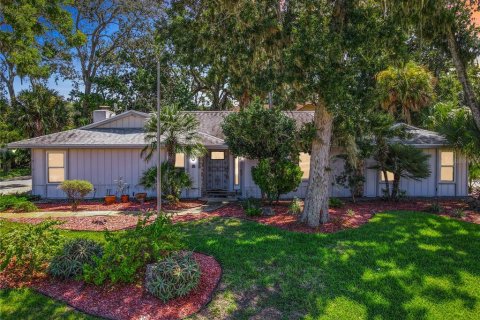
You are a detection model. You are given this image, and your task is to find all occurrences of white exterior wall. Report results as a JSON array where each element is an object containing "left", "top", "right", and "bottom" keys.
[
  {"left": 96, "top": 114, "right": 146, "bottom": 129},
  {"left": 364, "top": 148, "right": 468, "bottom": 198},
  {"left": 31, "top": 146, "right": 468, "bottom": 200},
  {"left": 31, "top": 148, "right": 202, "bottom": 199},
  {"left": 240, "top": 148, "right": 468, "bottom": 200}
]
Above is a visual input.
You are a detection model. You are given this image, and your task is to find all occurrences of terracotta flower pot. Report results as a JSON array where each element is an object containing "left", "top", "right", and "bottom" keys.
[
  {"left": 120, "top": 195, "right": 129, "bottom": 203},
  {"left": 135, "top": 192, "right": 147, "bottom": 204},
  {"left": 104, "top": 195, "right": 116, "bottom": 205}
]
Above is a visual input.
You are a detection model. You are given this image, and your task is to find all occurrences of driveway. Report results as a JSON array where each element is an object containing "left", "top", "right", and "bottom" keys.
[{"left": 0, "top": 177, "right": 32, "bottom": 195}]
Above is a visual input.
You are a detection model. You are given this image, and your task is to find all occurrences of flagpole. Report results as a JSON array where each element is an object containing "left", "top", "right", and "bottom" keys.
[{"left": 156, "top": 58, "right": 162, "bottom": 214}]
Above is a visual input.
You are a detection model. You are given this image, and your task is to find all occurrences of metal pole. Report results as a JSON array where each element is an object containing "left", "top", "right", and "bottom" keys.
[{"left": 156, "top": 58, "right": 162, "bottom": 214}]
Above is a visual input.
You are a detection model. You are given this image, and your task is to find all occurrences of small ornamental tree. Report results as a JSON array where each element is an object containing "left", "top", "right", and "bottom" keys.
[
  {"left": 58, "top": 180, "right": 94, "bottom": 211},
  {"left": 252, "top": 159, "right": 302, "bottom": 204},
  {"left": 139, "top": 163, "right": 192, "bottom": 203},
  {"left": 378, "top": 143, "right": 431, "bottom": 200},
  {"left": 223, "top": 100, "right": 304, "bottom": 203}
]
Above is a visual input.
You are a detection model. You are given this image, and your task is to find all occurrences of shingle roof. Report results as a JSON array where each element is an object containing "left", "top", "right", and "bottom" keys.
[
  {"left": 7, "top": 111, "right": 448, "bottom": 149},
  {"left": 7, "top": 128, "right": 227, "bottom": 148},
  {"left": 390, "top": 124, "right": 449, "bottom": 147}
]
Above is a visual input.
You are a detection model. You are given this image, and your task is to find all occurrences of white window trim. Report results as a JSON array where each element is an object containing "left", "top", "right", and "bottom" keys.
[
  {"left": 46, "top": 150, "right": 67, "bottom": 184},
  {"left": 439, "top": 150, "right": 455, "bottom": 183}
]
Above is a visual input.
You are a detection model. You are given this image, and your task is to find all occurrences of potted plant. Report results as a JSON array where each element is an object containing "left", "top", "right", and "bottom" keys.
[
  {"left": 104, "top": 188, "right": 116, "bottom": 205},
  {"left": 115, "top": 177, "right": 130, "bottom": 203}
]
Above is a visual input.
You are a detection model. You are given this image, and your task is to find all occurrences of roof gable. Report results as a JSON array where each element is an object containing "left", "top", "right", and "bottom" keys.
[{"left": 82, "top": 110, "right": 149, "bottom": 129}]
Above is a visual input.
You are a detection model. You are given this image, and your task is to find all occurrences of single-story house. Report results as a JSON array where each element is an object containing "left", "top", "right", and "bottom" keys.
[{"left": 7, "top": 109, "right": 469, "bottom": 199}]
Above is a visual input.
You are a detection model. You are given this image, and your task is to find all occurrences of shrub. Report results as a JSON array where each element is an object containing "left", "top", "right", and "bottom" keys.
[
  {"left": 331, "top": 216, "right": 344, "bottom": 229},
  {"left": 58, "top": 180, "right": 94, "bottom": 211},
  {"left": 0, "top": 195, "right": 38, "bottom": 212},
  {"left": 252, "top": 159, "right": 302, "bottom": 204},
  {"left": 0, "top": 220, "right": 63, "bottom": 276},
  {"left": 241, "top": 198, "right": 262, "bottom": 217},
  {"left": 82, "top": 213, "right": 182, "bottom": 285},
  {"left": 288, "top": 198, "right": 302, "bottom": 215},
  {"left": 145, "top": 251, "right": 200, "bottom": 302},
  {"left": 346, "top": 209, "right": 356, "bottom": 217},
  {"left": 426, "top": 202, "right": 443, "bottom": 214},
  {"left": 451, "top": 209, "right": 466, "bottom": 218},
  {"left": 329, "top": 197, "right": 344, "bottom": 208},
  {"left": 139, "top": 163, "right": 192, "bottom": 202},
  {"left": 48, "top": 238, "right": 103, "bottom": 279}
]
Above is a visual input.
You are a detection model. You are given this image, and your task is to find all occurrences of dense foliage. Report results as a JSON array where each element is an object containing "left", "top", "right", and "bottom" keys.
[
  {"left": 139, "top": 163, "right": 192, "bottom": 203},
  {"left": 222, "top": 100, "right": 298, "bottom": 160},
  {"left": 252, "top": 159, "right": 303, "bottom": 203},
  {"left": 82, "top": 214, "right": 182, "bottom": 285},
  {"left": 0, "top": 195, "right": 37, "bottom": 213},
  {"left": 145, "top": 251, "right": 201, "bottom": 302},
  {"left": 58, "top": 180, "right": 94, "bottom": 211},
  {"left": 241, "top": 198, "right": 263, "bottom": 217},
  {"left": 142, "top": 104, "right": 206, "bottom": 164},
  {"left": 0, "top": 220, "right": 63, "bottom": 276},
  {"left": 377, "top": 144, "right": 432, "bottom": 200},
  {"left": 48, "top": 239, "right": 103, "bottom": 279},
  {"left": 376, "top": 62, "right": 435, "bottom": 125}
]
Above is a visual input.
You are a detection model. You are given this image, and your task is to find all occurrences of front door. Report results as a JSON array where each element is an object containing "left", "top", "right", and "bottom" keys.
[{"left": 206, "top": 150, "right": 229, "bottom": 191}]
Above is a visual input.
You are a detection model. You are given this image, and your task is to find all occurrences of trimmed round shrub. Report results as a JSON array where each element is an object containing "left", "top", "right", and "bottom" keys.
[
  {"left": 58, "top": 180, "right": 94, "bottom": 211},
  {"left": 145, "top": 251, "right": 201, "bottom": 302},
  {"left": 48, "top": 238, "right": 103, "bottom": 279}
]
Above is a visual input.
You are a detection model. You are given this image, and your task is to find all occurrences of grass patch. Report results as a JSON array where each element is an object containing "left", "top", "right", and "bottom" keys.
[
  {"left": 1, "top": 211, "right": 480, "bottom": 319},
  {"left": 0, "top": 288, "right": 98, "bottom": 319}
]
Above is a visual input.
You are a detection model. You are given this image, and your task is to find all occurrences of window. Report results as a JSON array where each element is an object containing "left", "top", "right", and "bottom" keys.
[
  {"left": 47, "top": 152, "right": 65, "bottom": 183},
  {"left": 380, "top": 171, "right": 394, "bottom": 182},
  {"left": 211, "top": 151, "right": 225, "bottom": 160},
  {"left": 299, "top": 153, "right": 310, "bottom": 179},
  {"left": 440, "top": 151, "right": 455, "bottom": 182},
  {"left": 175, "top": 153, "right": 185, "bottom": 168},
  {"left": 234, "top": 157, "right": 240, "bottom": 188}
]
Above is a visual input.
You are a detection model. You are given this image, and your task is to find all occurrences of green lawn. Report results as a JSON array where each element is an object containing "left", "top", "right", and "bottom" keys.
[{"left": 1, "top": 211, "right": 480, "bottom": 319}]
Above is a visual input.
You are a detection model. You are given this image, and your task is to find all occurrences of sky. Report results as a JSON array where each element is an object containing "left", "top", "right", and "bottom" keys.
[{"left": 13, "top": 77, "right": 79, "bottom": 98}]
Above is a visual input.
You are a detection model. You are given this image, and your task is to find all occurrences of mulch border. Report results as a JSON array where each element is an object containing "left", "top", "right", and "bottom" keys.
[{"left": 26, "top": 252, "right": 222, "bottom": 320}]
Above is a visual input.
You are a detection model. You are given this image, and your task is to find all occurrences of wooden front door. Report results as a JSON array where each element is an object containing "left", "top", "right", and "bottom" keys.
[{"left": 206, "top": 150, "right": 229, "bottom": 191}]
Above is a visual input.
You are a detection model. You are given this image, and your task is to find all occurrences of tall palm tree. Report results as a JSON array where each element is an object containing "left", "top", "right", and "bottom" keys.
[
  {"left": 376, "top": 61, "right": 436, "bottom": 125},
  {"left": 142, "top": 104, "right": 206, "bottom": 166},
  {"left": 15, "top": 84, "right": 70, "bottom": 138}
]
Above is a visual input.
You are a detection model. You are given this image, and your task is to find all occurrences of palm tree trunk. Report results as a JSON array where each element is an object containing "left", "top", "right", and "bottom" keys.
[
  {"left": 382, "top": 170, "right": 391, "bottom": 198},
  {"left": 446, "top": 26, "right": 480, "bottom": 130},
  {"left": 301, "top": 102, "right": 333, "bottom": 227}
]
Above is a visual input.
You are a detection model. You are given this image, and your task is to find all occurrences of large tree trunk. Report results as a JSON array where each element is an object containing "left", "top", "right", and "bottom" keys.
[
  {"left": 301, "top": 102, "right": 333, "bottom": 227},
  {"left": 446, "top": 26, "right": 480, "bottom": 130}
]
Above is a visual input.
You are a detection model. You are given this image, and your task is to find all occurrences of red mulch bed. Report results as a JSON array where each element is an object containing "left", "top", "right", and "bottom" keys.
[
  {"left": 5, "top": 199, "right": 477, "bottom": 233},
  {"left": 35, "top": 199, "right": 206, "bottom": 213},
  {"left": 7, "top": 215, "right": 157, "bottom": 231},
  {"left": 3, "top": 253, "right": 221, "bottom": 320},
  {"left": 174, "top": 199, "right": 477, "bottom": 233}
]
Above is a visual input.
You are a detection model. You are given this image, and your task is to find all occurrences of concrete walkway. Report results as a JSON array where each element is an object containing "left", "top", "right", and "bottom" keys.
[
  {"left": 0, "top": 201, "right": 231, "bottom": 219},
  {"left": 0, "top": 177, "right": 32, "bottom": 195}
]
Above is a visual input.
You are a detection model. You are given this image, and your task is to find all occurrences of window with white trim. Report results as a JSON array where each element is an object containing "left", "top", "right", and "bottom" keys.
[
  {"left": 299, "top": 153, "right": 310, "bottom": 179},
  {"left": 175, "top": 153, "right": 185, "bottom": 168},
  {"left": 440, "top": 151, "right": 455, "bottom": 182},
  {"left": 47, "top": 152, "right": 65, "bottom": 183},
  {"left": 380, "top": 171, "right": 394, "bottom": 182}
]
